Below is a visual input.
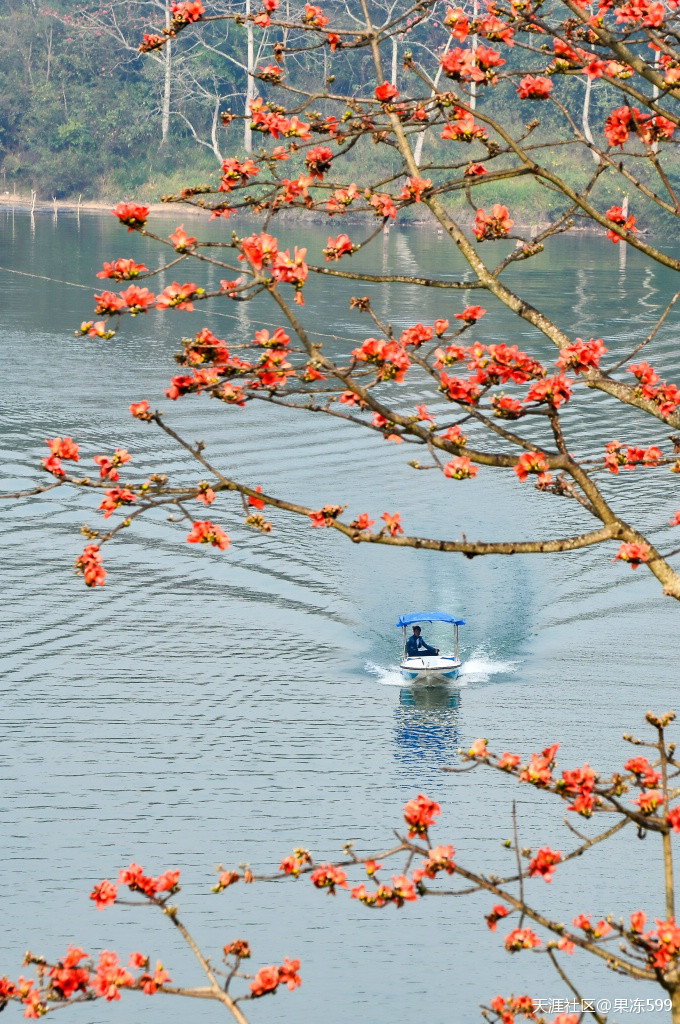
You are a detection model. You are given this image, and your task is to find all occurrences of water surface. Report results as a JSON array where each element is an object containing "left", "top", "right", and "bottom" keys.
[{"left": 1, "top": 207, "right": 679, "bottom": 1023}]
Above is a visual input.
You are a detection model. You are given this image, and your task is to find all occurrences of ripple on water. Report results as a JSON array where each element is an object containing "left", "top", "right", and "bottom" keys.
[{"left": 1, "top": 211, "right": 679, "bottom": 1024}]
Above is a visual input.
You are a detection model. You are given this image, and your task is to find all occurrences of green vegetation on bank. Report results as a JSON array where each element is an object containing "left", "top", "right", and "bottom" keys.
[{"left": 1, "top": 0, "right": 677, "bottom": 231}]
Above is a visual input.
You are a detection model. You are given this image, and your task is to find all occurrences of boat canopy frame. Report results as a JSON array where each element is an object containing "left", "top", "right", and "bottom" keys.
[{"left": 397, "top": 611, "right": 465, "bottom": 661}]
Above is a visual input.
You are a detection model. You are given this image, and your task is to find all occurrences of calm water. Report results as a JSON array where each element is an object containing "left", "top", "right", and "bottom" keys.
[{"left": 1, "top": 207, "right": 679, "bottom": 1023}]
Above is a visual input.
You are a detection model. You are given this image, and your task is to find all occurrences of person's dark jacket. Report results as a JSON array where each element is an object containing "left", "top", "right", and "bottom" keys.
[{"left": 405, "top": 634, "right": 438, "bottom": 657}]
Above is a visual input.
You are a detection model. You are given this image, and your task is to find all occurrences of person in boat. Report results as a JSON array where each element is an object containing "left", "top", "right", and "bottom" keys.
[{"left": 405, "top": 625, "right": 439, "bottom": 657}]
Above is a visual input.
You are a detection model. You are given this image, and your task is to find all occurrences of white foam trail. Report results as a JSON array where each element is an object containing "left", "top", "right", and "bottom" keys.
[
  {"left": 458, "top": 647, "right": 517, "bottom": 684},
  {"left": 365, "top": 661, "right": 405, "bottom": 687}
]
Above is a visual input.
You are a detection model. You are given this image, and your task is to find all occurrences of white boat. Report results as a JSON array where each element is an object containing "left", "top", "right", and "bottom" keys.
[{"left": 397, "top": 611, "right": 465, "bottom": 684}]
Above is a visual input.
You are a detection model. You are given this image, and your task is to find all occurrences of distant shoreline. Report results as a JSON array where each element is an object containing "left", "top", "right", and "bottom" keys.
[{"left": 0, "top": 191, "right": 607, "bottom": 235}]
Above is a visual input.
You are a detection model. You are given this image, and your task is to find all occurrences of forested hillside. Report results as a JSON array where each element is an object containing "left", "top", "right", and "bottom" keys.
[{"left": 1, "top": 0, "right": 676, "bottom": 222}]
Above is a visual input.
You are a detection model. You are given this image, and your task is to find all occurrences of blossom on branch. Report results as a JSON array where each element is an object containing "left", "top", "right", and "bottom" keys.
[{"left": 615, "top": 542, "right": 651, "bottom": 569}]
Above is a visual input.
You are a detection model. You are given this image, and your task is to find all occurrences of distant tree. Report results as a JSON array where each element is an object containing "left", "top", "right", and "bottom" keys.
[{"left": 6, "top": 0, "right": 680, "bottom": 600}]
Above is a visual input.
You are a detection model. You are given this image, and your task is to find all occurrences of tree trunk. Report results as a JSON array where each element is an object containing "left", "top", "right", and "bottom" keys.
[
  {"left": 671, "top": 987, "right": 680, "bottom": 1024},
  {"left": 161, "top": 7, "right": 172, "bottom": 145},
  {"left": 391, "top": 36, "right": 397, "bottom": 86},
  {"left": 244, "top": 0, "right": 254, "bottom": 154},
  {"left": 581, "top": 75, "right": 599, "bottom": 163},
  {"left": 470, "top": 0, "right": 479, "bottom": 110}
]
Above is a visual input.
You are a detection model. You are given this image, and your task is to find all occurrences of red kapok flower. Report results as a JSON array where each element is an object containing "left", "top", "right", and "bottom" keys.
[
  {"left": 443, "top": 456, "right": 478, "bottom": 479},
  {"left": 186, "top": 521, "right": 230, "bottom": 550},
  {"left": 90, "top": 879, "right": 118, "bottom": 909},
  {"left": 112, "top": 202, "right": 150, "bottom": 231},
  {"left": 75, "top": 545, "right": 106, "bottom": 587},
  {"left": 473, "top": 204, "right": 514, "bottom": 241},
  {"left": 455, "top": 304, "right": 486, "bottom": 323},
  {"left": 169, "top": 225, "right": 197, "bottom": 252},
  {"left": 375, "top": 81, "right": 399, "bottom": 102},
  {"left": 486, "top": 904, "right": 509, "bottom": 930},
  {"left": 615, "top": 542, "right": 651, "bottom": 569},
  {"left": 310, "top": 864, "right": 348, "bottom": 893},
  {"left": 517, "top": 75, "right": 553, "bottom": 99},
  {"left": 528, "top": 846, "right": 562, "bottom": 882},
  {"left": 514, "top": 451, "right": 549, "bottom": 482},
  {"left": 130, "top": 400, "right": 152, "bottom": 420},
  {"left": 381, "top": 511, "right": 404, "bottom": 536},
  {"left": 403, "top": 794, "right": 441, "bottom": 836},
  {"left": 505, "top": 928, "right": 541, "bottom": 951}
]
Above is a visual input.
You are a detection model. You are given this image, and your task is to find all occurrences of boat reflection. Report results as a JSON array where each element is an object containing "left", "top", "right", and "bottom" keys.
[{"left": 393, "top": 684, "right": 461, "bottom": 766}]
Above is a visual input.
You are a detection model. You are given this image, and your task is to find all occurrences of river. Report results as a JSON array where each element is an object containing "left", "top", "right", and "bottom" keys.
[{"left": 1, "top": 206, "right": 679, "bottom": 1023}]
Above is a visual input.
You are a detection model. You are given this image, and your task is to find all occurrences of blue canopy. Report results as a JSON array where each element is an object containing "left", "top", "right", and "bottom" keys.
[{"left": 396, "top": 612, "right": 465, "bottom": 628}]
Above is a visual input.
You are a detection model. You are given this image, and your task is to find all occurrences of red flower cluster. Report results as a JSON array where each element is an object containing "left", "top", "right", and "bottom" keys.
[
  {"left": 48, "top": 946, "right": 91, "bottom": 1000},
  {"left": 170, "top": 0, "right": 204, "bottom": 24},
  {"left": 94, "top": 448, "right": 131, "bottom": 482},
  {"left": 626, "top": 755, "right": 661, "bottom": 788},
  {"left": 351, "top": 874, "right": 418, "bottom": 908},
  {"left": 473, "top": 204, "right": 514, "bottom": 240},
  {"left": 604, "top": 441, "right": 662, "bottom": 473},
  {"left": 528, "top": 846, "right": 562, "bottom": 882},
  {"left": 455, "top": 304, "right": 486, "bottom": 323},
  {"left": 504, "top": 928, "right": 541, "bottom": 952},
  {"left": 375, "top": 81, "right": 399, "bottom": 101},
  {"left": 115, "top": 863, "right": 180, "bottom": 898},
  {"left": 615, "top": 541, "right": 651, "bottom": 569},
  {"left": 305, "top": 145, "right": 333, "bottom": 179},
  {"left": 92, "top": 951, "right": 135, "bottom": 1002},
  {"left": 514, "top": 452, "right": 550, "bottom": 483},
  {"left": 441, "top": 110, "right": 488, "bottom": 142},
  {"left": 156, "top": 282, "right": 204, "bottom": 311},
  {"left": 42, "top": 436, "right": 80, "bottom": 477},
  {"left": 98, "top": 488, "right": 137, "bottom": 519},
  {"left": 169, "top": 225, "right": 197, "bottom": 252},
  {"left": 186, "top": 521, "right": 230, "bottom": 550},
  {"left": 309, "top": 504, "right": 344, "bottom": 527},
  {"left": 112, "top": 202, "right": 149, "bottom": 231},
  {"left": 250, "top": 959, "right": 301, "bottom": 997},
  {"left": 352, "top": 337, "right": 410, "bottom": 382},
  {"left": 628, "top": 361, "right": 680, "bottom": 418},
  {"left": 304, "top": 3, "right": 328, "bottom": 27},
  {"left": 97, "top": 259, "right": 148, "bottom": 281},
  {"left": 75, "top": 544, "right": 106, "bottom": 588},
  {"left": 381, "top": 511, "right": 403, "bottom": 536},
  {"left": 403, "top": 794, "right": 441, "bottom": 836},
  {"left": 279, "top": 848, "right": 312, "bottom": 876},
  {"left": 90, "top": 879, "right": 118, "bottom": 909},
  {"left": 310, "top": 864, "right": 348, "bottom": 893},
  {"left": 250, "top": 99, "right": 311, "bottom": 140},
  {"left": 556, "top": 337, "right": 607, "bottom": 373},
  {"left": 349, "top": 512, "right": 375, "bottom": 531},
  {"left": 412, "top": 845, "right": 456, "bottom": 884},
  {"left": 559, "top": 762, "right": 597, "bottom": 817},
  {"left": 489, "top": 994, "right": 538, "bottom": 1024},
  {"left": 517, "top": 75, "right": 553, "bottom": 99},
  {"left": 401, "top": 323, "right": 434, "bottom": 347},
  {"left": 220, "top": 157, "right": 260, "bottom": 192},
  {"left": 444, "top": 456, "right": 478, "bottom": 479},
  {"left": 400, "top": 177, "right": 432, "bottom": 203},
  {"left": 526, "top": 373, "right": 572, "bottom": 408},
  {"left": 323, "top": 233, "right": 355, "bottom": 260},
  {"left": 605, "top": 204, "right": 637, "bottom": 243},
  {"left": 486, "top": 904, "right": 510, "bottom": 931},
  {"left": 519, "top": 743, "right": 559, "bottom": 786}
]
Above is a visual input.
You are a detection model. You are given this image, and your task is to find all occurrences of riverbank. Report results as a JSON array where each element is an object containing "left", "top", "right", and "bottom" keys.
[{"left": 0, "top": 191, "right": 571, "bottom": 235}]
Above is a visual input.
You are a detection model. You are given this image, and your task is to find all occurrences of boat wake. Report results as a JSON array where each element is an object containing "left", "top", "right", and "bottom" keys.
[
  {"left": 366, "top": 648, "right": 516, "bottom": 687},
  {"left": 459, "top": 649, "right": 517, "bottom": 684}
]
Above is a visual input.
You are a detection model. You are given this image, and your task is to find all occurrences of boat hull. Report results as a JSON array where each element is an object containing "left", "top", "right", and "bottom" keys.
[{"left": 400, "top": 656, "right": 461, "bottom": 683}]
